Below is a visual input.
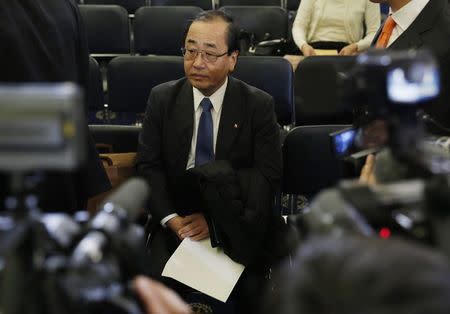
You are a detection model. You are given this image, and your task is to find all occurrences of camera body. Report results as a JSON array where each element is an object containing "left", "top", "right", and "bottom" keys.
[
  {"left": 0, "top": 83, "right": 86, "bottom": 172},
  {"left": 0, "top": 84, "right": 148, "bottom": 314},
  {"left": 291, "top": 49, "right": 450, "bottom": 257},
  {"left": 330, "top": 49, "right": 441, "bottom": 161}
]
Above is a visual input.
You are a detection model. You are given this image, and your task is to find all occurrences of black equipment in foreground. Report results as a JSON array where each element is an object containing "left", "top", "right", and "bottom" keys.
[
  {"left": 289, "top": 49, "right": 450, "bottom": 259},
  {"left": 0, "top": 83, "right": 86, "bottom": 172},
  {"left": 0, "top": 84, "right": 151, "bottom": 314},
  {"left": 0, "top": 178, "right": 151, "bottom": 314}
]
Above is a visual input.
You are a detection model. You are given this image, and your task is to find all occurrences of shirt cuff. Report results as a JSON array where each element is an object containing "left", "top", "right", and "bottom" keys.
[{"left": 161, "top": 213, "right": 179, "bottom": 227}]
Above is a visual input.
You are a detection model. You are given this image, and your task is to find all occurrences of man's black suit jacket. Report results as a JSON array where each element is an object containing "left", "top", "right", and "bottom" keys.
[
  {"left": 372, "top": 0, "right": 450, "bottom": 129},
  {"left": 136, "top": 76, "right": 282, "bottom": 267}
]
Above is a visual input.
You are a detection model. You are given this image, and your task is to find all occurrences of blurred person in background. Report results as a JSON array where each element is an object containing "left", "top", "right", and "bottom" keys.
[
  {"left": 292, "top": 0, "right": 381, "bottom": 56},
  {"left": 264, "top": 236, "right": 450, "bottom": 314}
]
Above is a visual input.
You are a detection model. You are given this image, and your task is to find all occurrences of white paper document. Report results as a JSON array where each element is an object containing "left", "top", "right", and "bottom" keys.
[{"left": 162, "top": 238, "right": 245, "bottom": 302}]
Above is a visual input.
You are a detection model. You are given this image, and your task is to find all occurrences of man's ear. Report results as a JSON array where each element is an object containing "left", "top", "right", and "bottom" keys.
[{"left": 229, "top": 50, "right": 239, "bottom": 72}]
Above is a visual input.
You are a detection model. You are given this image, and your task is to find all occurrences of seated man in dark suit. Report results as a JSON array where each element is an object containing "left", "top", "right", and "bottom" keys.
[
  {"left": 137, "top": 10, "right": 282, "bottom": 313},
  {"left": 370, "top": 0, "right": 450, "bottom": 130}
]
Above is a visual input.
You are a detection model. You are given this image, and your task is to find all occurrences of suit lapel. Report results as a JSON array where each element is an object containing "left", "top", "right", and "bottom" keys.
[
  {"left": 389, "top": 0, "right": 441, "bottom": 50},
  {"left": 172, "top": 80, "right": 194, "bottom": 169},
  {"left": 216, "top": 77, "right": 244, "bottom": 160}
]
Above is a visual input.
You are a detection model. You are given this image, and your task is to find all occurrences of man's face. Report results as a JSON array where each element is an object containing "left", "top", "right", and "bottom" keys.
[{"left": 183, "top": 19, "right": 238, "bottom": 96}]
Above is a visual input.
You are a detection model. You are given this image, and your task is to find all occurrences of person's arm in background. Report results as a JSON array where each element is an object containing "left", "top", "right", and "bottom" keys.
[
  {"left": 292, "top": 0, "right": 316, "bottom": 56},
  {"left": 340, "top": 1, "right": 381, "bottom": 55},
  {"left": 357, "top": 0, "right": 381, "bottom": 52},
  {"left": 359, "top": 154, "right": 377, "bottom": 185}
]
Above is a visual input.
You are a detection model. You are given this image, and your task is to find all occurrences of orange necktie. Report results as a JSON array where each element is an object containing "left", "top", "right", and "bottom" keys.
[{"left": 375, "top": 16, "right": 396, "bottom": 48}]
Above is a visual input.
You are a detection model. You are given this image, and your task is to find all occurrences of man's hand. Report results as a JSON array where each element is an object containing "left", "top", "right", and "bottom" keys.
[
  {"left": 133, "top": 276, "right": 192, "bottom": 314},
  {"left": 167, "top": 216, "right": 187, "bottom": 240},
  {"left": 339, "top": 43, "right": 358, "bottom": 56},
  {"left": 178, "top": 213, "right": 209, "bottom": 241},
  {"left": 301, "top": 43, "right": 316, "bottom": 57},
  {"left": 359, "top": 154, "right": 377, "bottom": 185}
]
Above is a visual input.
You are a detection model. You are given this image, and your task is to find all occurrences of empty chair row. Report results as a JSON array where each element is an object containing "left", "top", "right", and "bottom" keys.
[
  {"left": 88, "top": 55, "right": 294, "bottom": 126},
  {"left": 78, "top": 0, "right": 298, "bottom": 13},
  {"left": 79, "top": 5, "right": 289, "bottom": 55},
  {"left": 89, "top": 54, "right": 357, "bottom": 127}
]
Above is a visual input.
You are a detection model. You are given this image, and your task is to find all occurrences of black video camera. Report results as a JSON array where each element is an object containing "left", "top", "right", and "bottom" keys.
[
  {"left": 0, "top": 84, "right": 150, "bottom": 314},
  {"left": 290, "top": 49, "right": 450, "bottom": 258},
  {"left": 330, "top": 49, "right": 440, "bottom": 163}
]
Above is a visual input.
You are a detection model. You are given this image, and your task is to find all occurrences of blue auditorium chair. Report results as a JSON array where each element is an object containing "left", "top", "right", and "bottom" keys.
[
  {"left": 219, "top": 6, "right": 288, "bottom": 43},
  {"left": 87, "top": 57, "right": 104, "bottom": 111},
  {"left": 83, "top": 0, "right": 146, "bottom": 13},
  {"left": 134, "top": 6, "right": 203, "bottom": 56},
  {"left": 281, "top": 125, "right": 351, "bottom": 213},
  {"left": 107, "top": 56, "right": 184, "bottom": 119},
  {"left": 233, "top": 56, "right": 294, "bottom": 127},
  {"left": 79, "top": 5, "right": 130, "bottom": 56},
  {"left": 285, "top": 0, "right": 300, "bottom": 10},
  {"left": 219, "top": 0, "right": 281, "bottom": 6},
  {"left": 89, "top": 124, "right": 141, "bottom": 153},
  {"left": 294, "top": 56, "right": 356, "bottom": 126},
  {"left": 150, "top": 0, "right": 213, "bottom": 10}
]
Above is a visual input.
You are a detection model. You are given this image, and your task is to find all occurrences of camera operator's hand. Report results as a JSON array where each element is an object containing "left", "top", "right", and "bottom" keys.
[
  {"left": 178, "top": 213, "right": 209, "bottom": 241},
  {"left": 339, "top": 43, "right": 358, "bottom": 56},
  {"left": 301, "top": 43, "right": 316, "bottom": 57},
  {"left": 133, "top": 276, "right": 192, "bottom": 314},
  {"left": 359, "top": 154, "right": 377, "bottom": 185}
]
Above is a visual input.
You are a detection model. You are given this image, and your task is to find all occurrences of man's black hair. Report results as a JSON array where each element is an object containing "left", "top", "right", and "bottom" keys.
[{"left": 182, "top": 10, "right": 240, "bottom": 54}]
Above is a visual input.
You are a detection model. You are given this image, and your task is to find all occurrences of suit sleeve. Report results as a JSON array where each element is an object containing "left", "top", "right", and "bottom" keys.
[
  {"left": 252, "top": 96, "right": 283, "bottom": 188},
  {"left": 136, "top": 90, "right": 176, "bottom": 221},
  {"left": 223, "top": 96, "right": 282, "bottom": 265}
]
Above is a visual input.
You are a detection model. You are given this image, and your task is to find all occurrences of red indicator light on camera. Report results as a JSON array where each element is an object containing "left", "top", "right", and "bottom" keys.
[{"left": 379, "top": 227, "right": 391, "bottom": 239}]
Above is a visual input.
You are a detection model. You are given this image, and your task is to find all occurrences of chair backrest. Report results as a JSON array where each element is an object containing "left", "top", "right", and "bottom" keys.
[
  {"left": 78, "top": 5, "right": 130, "bottom": 54},
  {"left": 107, "top": 56, "right": 184, "bottom": 113},
  {"left": 232, "top": 56, "right": 294, "bottom": 126},
  {"left": 87, "top": 56, "right": 104, "bottom": 111},
  {"left": 282, "top": 125, "right": 351, "bottom": 197},
  {"left": 295, "top": 56, "right": 356, "bottom": 126},
  {"left": 286, "top": 0, "right": 300, "bottom": 10},
  {"left": 219, "top": 6, "right": 288, "bottom": 42},
  {"left": 219, "top": 0, "right": 281, "bottom": 6},
  {"left": 150, "top": 0, "right": 213, "bottom": 10},
  {"left": 83, "top": 0, "right": 146, "bottom": 13},
  {"left": 134, "top": 6, "right": 203, "bottom": 55},
  {"left": 89, "top": 124, "right": 141, "bottom": 153}
]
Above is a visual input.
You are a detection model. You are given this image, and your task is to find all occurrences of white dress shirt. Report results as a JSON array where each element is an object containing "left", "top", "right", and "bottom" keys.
[
  {"left": 387, "top": 0, "right": 430, "bottom": 47},
  {"left": 160, "top": 77, "right": 228, "bottom": 226}
]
